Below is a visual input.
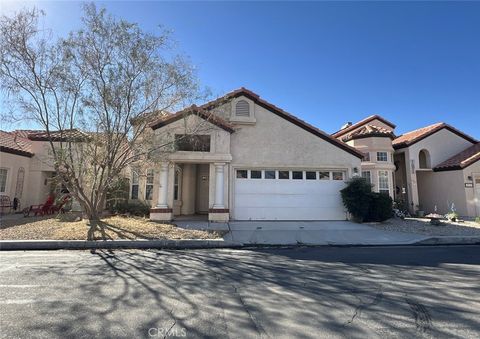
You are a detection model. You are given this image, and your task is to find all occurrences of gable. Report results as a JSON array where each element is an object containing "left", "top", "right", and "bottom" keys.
[
  {"left": 230, "top": 103, "right": 361, "bottom": 167},
  {"left": 332, "top": 115, "right": 396, "bottom": 139}
]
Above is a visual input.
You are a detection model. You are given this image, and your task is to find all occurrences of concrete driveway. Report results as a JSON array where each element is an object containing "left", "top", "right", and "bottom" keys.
[{"left": 174, "top": 220, "right": 427, "bottom": 245}]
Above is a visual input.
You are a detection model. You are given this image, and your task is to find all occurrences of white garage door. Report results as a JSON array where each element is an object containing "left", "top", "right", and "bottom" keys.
[{"left": 234, "top": 169, "right": 347, "bottom": 220}]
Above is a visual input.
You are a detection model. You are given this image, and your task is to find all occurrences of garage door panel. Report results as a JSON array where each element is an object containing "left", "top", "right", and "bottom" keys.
[{"left": 234, "top": 176, "right": 347, "bottom": 220}]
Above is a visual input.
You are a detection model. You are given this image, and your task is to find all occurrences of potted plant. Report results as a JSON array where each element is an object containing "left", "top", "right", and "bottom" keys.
[{"left": 415, "top": 204, "right": 425, "bottom": 217}]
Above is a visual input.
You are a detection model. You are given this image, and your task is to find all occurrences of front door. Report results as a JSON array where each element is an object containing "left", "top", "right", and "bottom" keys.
[{"left": 196, "top": 164, "right": 209, "bottom": 214}]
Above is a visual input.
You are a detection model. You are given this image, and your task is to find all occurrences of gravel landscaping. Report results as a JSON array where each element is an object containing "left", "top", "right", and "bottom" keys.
[
  {"left": 368, "top": 217, "right": 480, "bottom": 236},
  {"left": 0, "top": 215, "right": 224, "bottom": 240}
]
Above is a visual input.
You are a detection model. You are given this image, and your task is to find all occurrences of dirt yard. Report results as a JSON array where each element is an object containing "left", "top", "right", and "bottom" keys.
[
  {"left": 0, "top": 214, "right": 224, "bottom": 240},
  {"left": 368, "top": 217, "right": 480, "bottom": 236}
]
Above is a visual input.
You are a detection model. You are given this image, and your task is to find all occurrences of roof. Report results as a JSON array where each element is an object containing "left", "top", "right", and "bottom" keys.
[
  {"left": 332, "top": 115, "right": 396, "bottom": 138},
  {"left": 0, "top": 130, "right": 34, "bottom": 157},
  {"left": 26, "top": 129, "right": 88, "bottom": 142},
  {"left": 184, "top": 87, "right": 363, "bottom": 158},
  {"left": 149, "top": 105, "right": 235, "bottom": 133},
  {"left": 434, "top": 143, "right": 480, "bottom": 172},
  {"left": 393, "top": 123, "right": 477, "bottom": 149},
  {"left": 340, "top": 124, "right": 395, "bottom": 142}
]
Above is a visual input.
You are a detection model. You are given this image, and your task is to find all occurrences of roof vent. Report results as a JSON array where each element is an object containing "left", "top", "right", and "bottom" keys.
[{"left": 340, "top": 122, "right": 352, "bottom": 130}]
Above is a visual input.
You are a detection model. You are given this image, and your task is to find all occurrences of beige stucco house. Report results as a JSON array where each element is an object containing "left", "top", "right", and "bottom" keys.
[
  {"left": 134, "top": 88, "right": 363, "bottom": 222},
  {"left": 0, "top": 130, "right": 81, "bottom": 212},
  {"left": 334, "top": 116, "right": 480, "bottom": 217}
]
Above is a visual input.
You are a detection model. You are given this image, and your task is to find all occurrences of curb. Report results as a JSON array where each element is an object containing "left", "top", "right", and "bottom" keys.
[
  {"left": 0, "top": 239, "right": 243, "bottom": 251},
  {"left": 414, "top": 236, "right": 480, "bottom": 245}
]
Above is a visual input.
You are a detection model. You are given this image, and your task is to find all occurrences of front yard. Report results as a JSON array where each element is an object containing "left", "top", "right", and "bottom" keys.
[
  {"left": 369, "top": 217, "right": 480, "bottom": 236},
  {"left": 0, "top": 215, "right": 224, "bottom": 241}
]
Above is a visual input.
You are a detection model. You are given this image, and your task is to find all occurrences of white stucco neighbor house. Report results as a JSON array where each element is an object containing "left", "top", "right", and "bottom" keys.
[
  {"left": 139, "top": 88, "right": 364, "bottom": 222},
  {"left": 333, "top": 116, "right": 480, "bottom": 217}
]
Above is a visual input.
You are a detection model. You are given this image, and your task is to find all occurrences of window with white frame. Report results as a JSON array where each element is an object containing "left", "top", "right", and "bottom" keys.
[
  {"left": 131, "top": 171, "right": 139, "bottom": 199},
  {"left": 361, "top": 171, "right": 371, "bottom": 184},
  {"left": 377, "top": 152, "right": 388, "bottom": 162},
  {"left": 0, "top": 168, "right": 7, "bottom": 193},
  {"left": 378, "top": 170, "right": 389, "bottom": 194},
  {"left": 145, "top": 169, "right": 154, "bottom": 200},
  {"left": 174, "top": 169, "right": 181, "bottom": 200}
]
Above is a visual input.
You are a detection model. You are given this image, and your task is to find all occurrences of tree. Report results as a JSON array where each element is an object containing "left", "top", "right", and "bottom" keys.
[{"left": 0, "top": 4, "right": 207, "bottom": 238}]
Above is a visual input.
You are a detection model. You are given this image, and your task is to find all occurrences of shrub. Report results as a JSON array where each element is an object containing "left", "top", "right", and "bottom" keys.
[
  {"left": 366, "top": 193, "right": 393, "bottom": 222},
  {"left": 476, "top": 217, "right": 480, "bottom": 224},
  {"left": 340, "top": 177, "right": 373, "bottom": 222},
  {"left": 112, "top": 201, "right": 150, "bottom": 217},
  {"left": 445, "top": 211, "right": 459, "bottom": 222}
]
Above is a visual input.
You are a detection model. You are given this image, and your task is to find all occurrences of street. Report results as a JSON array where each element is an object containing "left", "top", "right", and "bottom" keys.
[{"left": 1, "top": 246, "right": 479, "bottom": 338}]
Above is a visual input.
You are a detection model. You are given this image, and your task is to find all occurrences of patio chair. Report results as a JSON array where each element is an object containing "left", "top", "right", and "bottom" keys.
[
  {"left": 23, "top": 195, "right": 55, "bottom": 217},
  {"left": 51, "top": 194, "right": 72, "bottom": 214},
  {"left": 0, "top": 195, "right": 12, "bottom": 214}
]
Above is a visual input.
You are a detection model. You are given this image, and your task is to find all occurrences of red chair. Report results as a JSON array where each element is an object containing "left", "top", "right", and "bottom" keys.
[
  {"left": 51, "top": 194, "right": 72, "bottom": 214},
  {"left": 23, "top": 195, "right": 55, "bottom": 217}
]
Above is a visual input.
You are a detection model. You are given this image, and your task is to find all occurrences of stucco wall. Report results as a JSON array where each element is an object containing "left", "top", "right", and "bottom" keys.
[
  {"left": 0, "top": 152, "right": 31, "bottom": 209},
  {"left": 462, "top": 161, "right": 480, "bottom": 217},
  {"left": 417, "top": 170, "right": 467, "bottom": 215}
]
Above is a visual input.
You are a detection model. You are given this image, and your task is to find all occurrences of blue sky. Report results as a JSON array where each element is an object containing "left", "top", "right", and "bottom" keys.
[{"left": 1, "top": 1, "right": 479, "bottom": 137}]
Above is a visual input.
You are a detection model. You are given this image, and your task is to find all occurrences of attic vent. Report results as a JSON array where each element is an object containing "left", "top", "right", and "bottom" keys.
[{"left": 235, "top": 100, "right": 250, "bottom": 117}]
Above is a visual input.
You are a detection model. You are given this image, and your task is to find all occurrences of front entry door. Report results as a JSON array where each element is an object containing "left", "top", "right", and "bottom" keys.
[{"left": 196, "top": 164, "right": 209, "bottom": 214}]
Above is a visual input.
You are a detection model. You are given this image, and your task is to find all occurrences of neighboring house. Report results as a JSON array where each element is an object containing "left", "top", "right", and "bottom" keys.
[
  {"left": 0, "top": 129, "right": 82, "bottom": 211},
  {"left": 332, "top": 115, "right": 397, "bottom": 198},
  {"left": 334, "top": 116, "right": 480, "bottom": 217},
  {"left": 136, "top": 88, "right": 363, "bottom": 222}
]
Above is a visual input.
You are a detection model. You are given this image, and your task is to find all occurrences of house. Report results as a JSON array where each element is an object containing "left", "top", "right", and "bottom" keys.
[
  {"left": 135, "top": 88, "right": 363, "bottom": 222},
  {"left": 0, "top": 129, "right": 82, "bottom": 211},
  {"left": 334, "top": 116, "right": 480, "bottom": 217}
]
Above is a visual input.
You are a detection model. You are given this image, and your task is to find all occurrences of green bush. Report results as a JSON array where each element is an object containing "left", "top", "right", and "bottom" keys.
[
  {"left": 475, "top": 217, "right": 480, "bottom": 224},
  {"left": 366, "top": 193, "right": 393, "bottom": 222},
  {"left": 112, "top": 201, "right": 150, "bottom": 217},
  {"left": 340, "top": 177, "right": 373, "bottom": 222}
]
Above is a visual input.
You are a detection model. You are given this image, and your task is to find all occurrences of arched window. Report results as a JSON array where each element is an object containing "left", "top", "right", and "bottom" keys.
[
  {"left": 235, "top": 100, "right": 250, "bottom": 117},
  {"left": 419, "top": 149, "right": 431, "bottom": 169},
  {"left": 15, "top": 167, "right": 25, "bottom": 198}
]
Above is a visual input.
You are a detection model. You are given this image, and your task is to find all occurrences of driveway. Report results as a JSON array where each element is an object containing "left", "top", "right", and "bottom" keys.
[
  {"left": 174, "top": 220, "right": 427, "bottom": 245},
  {"left": 1, "top": 247, "right": 479, "bottom": 338}
]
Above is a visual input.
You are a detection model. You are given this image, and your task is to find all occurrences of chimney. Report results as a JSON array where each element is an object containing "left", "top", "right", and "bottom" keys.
[{"left": 340, "top": 122, "right": 352, "bottom": 130}]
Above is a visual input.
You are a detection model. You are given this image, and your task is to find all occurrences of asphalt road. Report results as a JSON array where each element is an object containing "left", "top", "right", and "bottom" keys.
[{"left": 1, "top": 246, "right": 479, "bottom": 339}]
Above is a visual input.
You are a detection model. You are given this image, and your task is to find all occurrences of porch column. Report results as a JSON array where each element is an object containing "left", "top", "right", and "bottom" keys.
[
  {"left": 156, "top": 162, "right": 169, "bottom": 208},
  {"left": 213, "top": 163, "right": 225, "bottom": 209}
]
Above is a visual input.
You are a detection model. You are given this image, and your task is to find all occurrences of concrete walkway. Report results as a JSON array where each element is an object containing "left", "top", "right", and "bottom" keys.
[{"left": 173, "top": 220, "right": 428, "bottom": 245}]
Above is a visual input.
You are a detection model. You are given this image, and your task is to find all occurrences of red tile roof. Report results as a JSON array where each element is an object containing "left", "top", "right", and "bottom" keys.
[
  {"left": 341, "top": 124, "right": 395, "bottom": 142},
  {"left": 0, "top": 130, "right": 33, "bottom": 157},
  {"left": 194, "top": 87, "right": 363, "bottom": 158},
  {"left": 332, "top": 115, "right": 396, "bottom": 138},
  {"left": 149, "top": 105, "right": 235, "bottom": 133},
  {"left": 26, "top": 129, "right": 88, "bottom": 141},
  {"left": 434, "top": 143, "right": 480, "bottom": 171},
  {"left": 393, "top": 123, "right": 477, "bottom": 149}
]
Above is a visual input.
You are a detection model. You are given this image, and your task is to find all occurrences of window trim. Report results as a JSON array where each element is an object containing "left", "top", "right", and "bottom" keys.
[
  {"left": 378, "top": 170, "right": 390, "bottom": 194},
  {"left": 361, "top": 170, "right": 371, "bottom": 184},
  {"left": 278, "top": 170, "right": 290, "bottom": 180},
  {"left": 131, "top": 170, "right": 139, "bottom": 200},
  {"left": 332, "top": 171, "right": 345, "bottom": 181},
  {"left": 250, "top": 170, "right": 262, "bottom": 179},
  {"left": 236, "top": 169, "right": 248, "bottom": 179},
  {"left": 145, "top": 169, "right": 154, "bottom": 201}
]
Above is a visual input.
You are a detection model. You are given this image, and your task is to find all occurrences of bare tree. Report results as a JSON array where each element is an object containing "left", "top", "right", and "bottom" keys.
[{"left": 0, "top": 4, "right": 207, "bottom": 237}]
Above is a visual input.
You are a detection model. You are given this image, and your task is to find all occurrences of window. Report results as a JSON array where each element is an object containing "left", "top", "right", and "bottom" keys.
[
  {"left": 174, "top": 169, "right": 180, "bottom": 200},
  {"left": 419, "top": 149, "right": 431, "bottom": 169},
  {"left": 279, "top": 171, "right": 290, "bottom": 179},
  {"left": 292, "top": 171, "right": 303, "bottom": 180},
  {"left": 0, "top": 168, "right": 7, "bottom": 193},
  {"left": 377, "top": 152, "right": 388, "bottom": 162},
  {"left": 144, "top": 169, "right": 154, "bottom": 200},
  {"left": 361, "top": 171, "right": 371, "bottom": 184},
  {"left": 306, "top": 171, "right": 316, "bottom": 180},
  {"left": 175, "top": 134, "right": 210, "bottom": 152},
  {"left": 378, "top": 170, "right": 389, "bottom": 194},
  {"left": 236, "top": 170, "right": 248, "bottom": 179},
  {"left": 319, "top": 171, "right": 330, "bottom": 180},
  {"left": 131, "top": 171, "right": 139, "bottom": 199},
  {"left": 332, "top": 171, "right": 344, "bottom": 180},
  {"left": 251, "top": 170, "right": 262, "bottom": 179},
  {"left": 235, "top": 100, "right": 250, "bottom": 117},
  {"left": 15, "top": 167, "right": 25, "bottom": 198},
  {"left": 362, "top": 152, "right": 370, "bottom": 162},
  {"left": 265, "top": 170, "right": 276, "bottom": 179}
]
